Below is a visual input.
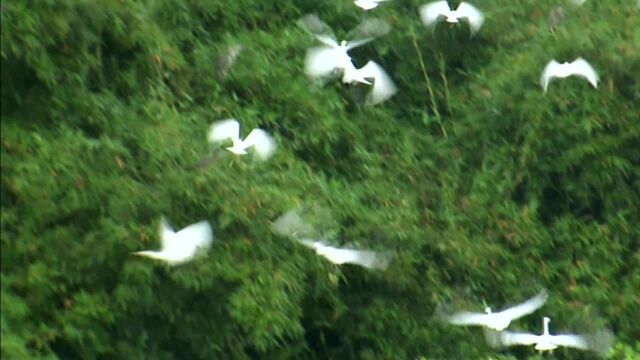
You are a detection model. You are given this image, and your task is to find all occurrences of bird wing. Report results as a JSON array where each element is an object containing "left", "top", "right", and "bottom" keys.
[
  {"left": 297, "top": 14, "right": 336, "bottom": 40},
  {"left": 208, "top": 119, "right": 240, "bottom": 143},
  {"left": 159, "top": 216, "right": 176, "bottom": 250},
  {"left": 355, "top": 61, "right": 398, "bottom": 105},
  {"left": 497, "top": 331, "right": 541, "bottom": 346},
  {"left": 540, "top": 59, "right": 561, "bottom": 92},
  {"left": 499, "top": 289, "right": 548, "bottom": 321},
  {"left": 446, "top": 311, "right": 490, "bottom": 326},
  {"left": 569, "top": 58, "right": 598, "bottom": 88},
  {"left": 305, "top": 46, "right": 351, "bottom": 79},
  {"left": 354, "top": 0, "right": 378, "bottom": 10},
  {"left": 242, "top": 128, "right": 276, "bottom": 160},
  {"left": 346, "top": 18, "right": 391, "bottom": 47},
  {"left": 419, "top": 1, "right": 451, "bottom": 27},
  {"left": 271, "top": 209, "right": 316, "bottom": 239},
  {"left": 456, "top": 2, "right": 485, "bottom": 35},
  {"left": 315, "top": 34, "right": 339, "bottom": 48},
  {"left": 174, "top": 220, "right": 213, "bottom": 252},
  {"left": 551, "top": 334, "right": 589, "bottom": 350}
]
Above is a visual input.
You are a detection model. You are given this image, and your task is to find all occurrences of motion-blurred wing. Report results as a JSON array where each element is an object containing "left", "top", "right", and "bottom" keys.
[
  {"left": 315, "top": 34, "right": 339, "bottom": 48},
  {"left": 215, "top": 44, "right": 242, "bottom": 80},
  {"left": 346, "top": 17, "right": 391, "bottom": 47},
  {"left": 552, "top": 334, "right": 589, "bottom": 350},
  {"left": 500, "top": 289, "right": 548, "bottom": 320},
  {"left": 208, "top": 119, "right": 240, "bottom": 143},
  {"left": 243, "top": 128, "right": 276, "bottom": 160},
  {"left": 305, "top": 46, "right": 350, "bottom": 79},
  {"left": 419, "top": 1, "right": 451, "bottom": 27},
  {"left": 354, "top": 0, "right": 384, "bottom": 10},
  {"left": 493, "top": 331, "right": 540, "bottom": 347},
  {"left": 297, "top": 14, "right": 335, "bottom": 39},
  {"left": 356, "top": 61, "right": 398, "bottom": 105},
  {"left": 176, "top": 220, "right": 213, "bottom": 251},
  {"left": 159, "top": 216, "right": 176, "bottom": 250},
  {"left": 271, "top": 209, "right": 316, "bottom": 238},
  {"left": 456, "top": 2, "right": 485, "bottom": 35},
  {"left": 446, "top": 311, "right": 490, "bottom": 326},
  {"left": 540, "top": 59, "right": 561, "bottom": 92},
  {"left": 569, "top": 58, "right": 598, "bottom": 88}
]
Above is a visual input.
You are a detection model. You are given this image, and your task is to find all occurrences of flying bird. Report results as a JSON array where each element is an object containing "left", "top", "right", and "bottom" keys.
[
  {"left": 208, "top": 119, "right": 276, "bottom": 160},
  {"left": 299, "top": 15, "right": 396, "bottom": 104},
  {"left": 419, "top": 1, "right": 485, "bottom": 35},
  {"left": 439, "top": 290, "right": 548, "bottom": 331},
  {"left": 540, "top": 58, "right": 598, "bottom": 92},
  {"left": 547, "top": 7, "right": 565, "bottom": 32},
  {"left": 299, "top": 239, "right": 391, "bottom": 270},
  {"left": 215, "top": 44, "right": 242, "bottom": 80},
  {"left": 133, "top": 217, "right": 213, "bottom": 266},
  {"left": 354, "top": 0, "right": 390, "bottom": 10},
  {"left": 485, "top": 316, "right": 614, "bottom": 356}
]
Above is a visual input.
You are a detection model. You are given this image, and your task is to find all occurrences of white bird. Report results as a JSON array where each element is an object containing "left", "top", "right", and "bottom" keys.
[
  {"left": 540, "top": 58, "right": 598, "bottom": 92},
  {"left": 207, "top": 119, "right": 276, "bottom": 160},
  {"left": 133, "top": 217, "right": 213, "bottom": 266},
  {"left": 419, "top": 1, "right": 485, "bottom": 35},
  {"left": 350, "top": 61, "right": 398, "bottom": 105},
  {"left": 354, "top": 0, "right": 389, "bottom": 10},
  {"left": 441, "top": 290, "right": 548, "bottom": 331},
  {"left": 485, "top": 316, "right": 615, "bottom": 355},
  {"left": 299, "top": 239, "right": 391, "bottom": 270}
]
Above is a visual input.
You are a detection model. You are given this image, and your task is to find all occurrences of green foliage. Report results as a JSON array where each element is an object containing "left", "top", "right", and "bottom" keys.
[{"left": 1, "top": 0, "right": 638, "bottom": 358}]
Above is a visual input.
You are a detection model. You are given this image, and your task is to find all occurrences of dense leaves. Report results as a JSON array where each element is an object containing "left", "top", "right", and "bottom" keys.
[{"left": 1, "top": 0, "right": 639, "bottom": 358}]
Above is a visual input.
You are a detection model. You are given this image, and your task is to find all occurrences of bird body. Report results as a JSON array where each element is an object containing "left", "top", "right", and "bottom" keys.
[
  {"left": 540, "top": 58, "right": 598, "bottom": 92},
  {"left": 354, "top": 0, "right": 389, "bottom": 10},
  {"left": 443, "top": 290, "right": 548, "bottom": 331},
  {"left": 133, "top": 217, "right": 213, "bottom": 266},
  {"left": 208, "top": 119, "right": 276, "bottom": 160},
  {"left": 299, "top": 239, "right": 390, "bottom": 270},
  {"left": 419, "top": 1, "right": 485, "bottom": 35},
  {"left": 486, "top": 316, "right": 614, "bottom": 355}
]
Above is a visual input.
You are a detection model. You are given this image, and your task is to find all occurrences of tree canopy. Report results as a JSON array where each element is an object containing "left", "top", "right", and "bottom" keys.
[{"left": 1, "top": 0, "right": 639, "bottom": 359}]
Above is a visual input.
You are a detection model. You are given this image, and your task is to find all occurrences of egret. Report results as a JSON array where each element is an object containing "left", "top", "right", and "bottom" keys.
[
  {"left": 419, "top": 1, "right": 485, "bottom": 35},
  {"left": 440, "top": 289, "right": 548, "bottom": 331},
  {"left": 540, "top": 58, "right": 598, "bottom": 92},
  {"left": 299, "top": 239, "right": 391, "bottom": 270},
  {"left": 133, "top": 217, "right": 213, "bottom": 266},
  {"left": 208, "top": 119, "right": 276, "bottom": 160}
]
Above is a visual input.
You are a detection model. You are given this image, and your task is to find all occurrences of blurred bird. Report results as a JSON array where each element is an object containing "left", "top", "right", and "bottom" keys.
[
  {"left": 547, "top": 6, "right": 565, "bottom": 32},
  {"left": 440, "top": 289, "right": 548, "bottom": 331},
  {"left": 133, "top": 217, "right": 213, "bottom": 266},
  {"left": 299, "top": 239, "right": 391, "bottom": 270},
  {"left": 419, "top": 1, "right": 485, "bottom": 35},
  {"left": 354, "top": 0, "right": 390, "bottom": 10},
  {"left": 485, "top": 316, "right": 615, "bottom": 356},
  {"left": 349, "top": 60, "right": 398, "bottom": 105},
  {"left": 540, "top": 58, "right": 598, "bottom": 92},
  {"left": 215, "top": 44, "right": 242, "bottom": 80},
  {"left": 208, "top": 119, "right": 276, "bottom": 160}
]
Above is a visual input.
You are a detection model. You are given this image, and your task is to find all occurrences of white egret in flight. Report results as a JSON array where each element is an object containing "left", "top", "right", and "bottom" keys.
[
  {"left": 419, "top": 1, "right": 485, "bottom": 35},
  {"left": 133, "top": 217, "right": 213, "bottom": 266},
  {"left": 208, "top": 119, "right": 276, "bottom": 160},
  {"left": 540, "top": 58, "right": 598, "bottom": 92}
]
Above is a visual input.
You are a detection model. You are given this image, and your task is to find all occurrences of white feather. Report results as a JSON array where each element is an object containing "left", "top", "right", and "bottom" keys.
[
  {"left": 540, "top": 57, "right": 599, "bottom": 92},
  {"left": 208, "top": 119, "right": 276, "bottom": 160},
  {"left": 300, "top": 239, "right": 391, "bottom": 270},
  {"left": 419, "top": 1, "right": 485, "bottom": 35},
  {"left": 351, "top": 61, "right": 398, "bottom": 105},
  {"left": 443, "top": 290, "right": 548, "bottom": 331},
  {"left": 354, "top": 0, "right": 389, "bottom": 10},
  {"left": 133, "top": 217, "right": 213, "bottom": 266}
]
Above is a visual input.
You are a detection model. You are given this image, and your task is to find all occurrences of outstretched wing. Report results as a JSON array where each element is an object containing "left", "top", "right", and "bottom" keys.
[
  {"left": 159, "top": 216, "right": 176, "bottom": 250},
  {"left": 305, "top": 46, "right": 351, "bottom": 80},
  {"left": 176, "top": 220, "right": 214, "bottom": 251},
  {"left": 552, "top": 334, "right": 590, "bottom": 350},
  {"left": 500, "top": 289, "right": 548, "bottom": 321},
  {"left": 445, "top": 311, "right": 490, "bottom": 326},
  {"left": 297, "top": 14, "right": 335, "bottom": 40},
  {"left": 208, "top": 119, "right": 240, "bottom": 143},
  {"left": 492, "top": 330, "right": 540, "bottom": 347},
  {"left": 456, "top": 2, "right": 485, "bottom": 35},
  {"left": 569, "top": 58, "right": 598, "bottom": 88},
  {"left": 243, "top": 128, "right": 276, "bottom": 160},
  {"left": 419, "top": 1, "right": 451, "bottom": 27},
  {"left": 540, "top": 59, "right": 561, "bottom": 92},
  {"left": 355, "top": 61, "right": 398, "bottom": 105},
  {"left": 346, "top": 18, "right": 391, "bottom": 49}
]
